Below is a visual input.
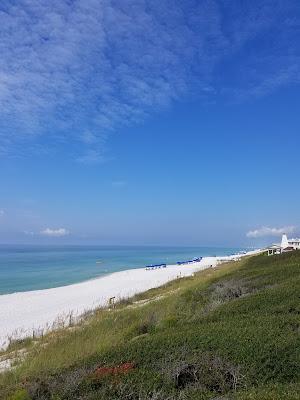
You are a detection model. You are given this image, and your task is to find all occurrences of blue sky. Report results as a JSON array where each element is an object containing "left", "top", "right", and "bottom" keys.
[{"left": 0, "top": 0, "right": 300, "bottom": 246}]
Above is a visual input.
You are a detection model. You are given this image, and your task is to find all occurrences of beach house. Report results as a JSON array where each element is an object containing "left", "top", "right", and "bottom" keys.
[{"left": 267, "top": 234, "right": 300, "bottom": 256}]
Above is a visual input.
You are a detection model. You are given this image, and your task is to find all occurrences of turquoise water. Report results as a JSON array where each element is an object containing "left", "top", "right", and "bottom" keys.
[{"left": 0, "top": 245, "right": 245, "bottom": 295}]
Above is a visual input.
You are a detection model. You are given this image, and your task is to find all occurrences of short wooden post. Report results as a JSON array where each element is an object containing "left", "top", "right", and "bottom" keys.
[{"left": 109, "top": 296, "right": 116, "bottom": 309}]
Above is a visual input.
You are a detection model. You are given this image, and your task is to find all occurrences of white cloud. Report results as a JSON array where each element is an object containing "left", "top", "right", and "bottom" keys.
[
  {"left": 0, "top": 1, "right": 299, "bottom": 160},
  {"left": 24, "top": 230, "right": 35, "bottom": 236},
  {"left": 40, "top": 228, "right": 70, "bottom": 237},
  {"left": 80, "top": 131, "right": 98, "bottom": 145},
  {"left": 0, "top": 209, "right": 4, "bottom": 217},
  {"left": 76, "top": 149, "right": 108, "bottom": 165},
  {"left": 246, "top": 226, "right": 296, "bottom": 239}
]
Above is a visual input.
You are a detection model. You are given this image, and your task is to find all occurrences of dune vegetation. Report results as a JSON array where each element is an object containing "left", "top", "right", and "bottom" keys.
[{"left": 0, "top": 251, "right": 299, "bottom": 399}]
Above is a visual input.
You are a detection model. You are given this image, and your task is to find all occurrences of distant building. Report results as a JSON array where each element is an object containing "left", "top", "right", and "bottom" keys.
[
  {"left": 267, "top": 244, "right": 282, "bottom": 256},
  {"left": 267, "top": 234, "right": 300, "bottom": 256}
]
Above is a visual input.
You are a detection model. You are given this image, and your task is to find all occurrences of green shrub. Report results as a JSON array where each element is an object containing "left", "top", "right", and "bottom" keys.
[{"left": 9, "top": 389, "right": 31, "bottom": 400}]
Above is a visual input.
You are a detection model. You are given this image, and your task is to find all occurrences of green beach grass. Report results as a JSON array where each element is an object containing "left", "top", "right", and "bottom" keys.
[{"left": 1, "top": 251, "right": 299, "bottom": 399}]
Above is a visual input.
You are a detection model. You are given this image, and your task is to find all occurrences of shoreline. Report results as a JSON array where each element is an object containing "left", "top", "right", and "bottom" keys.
[
  {"left": 0, "top": 250, "right": 261, "bottom": 349},
  {"left": 0, "top": 245, "right": 252, "bottom": 295}
]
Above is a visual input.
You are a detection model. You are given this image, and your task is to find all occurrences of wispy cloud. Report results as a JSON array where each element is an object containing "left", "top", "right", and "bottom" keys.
[
  {"left": 40, "top": 228, "right": 70, "bottom": 237},
  {"left": 246, "top": 226, "right": 296, "bottom": 238},
  {"left": 0, "top": 1, "right": 299, "bottom": 160},
  {"left": 24, "top": 230, "right": 35, "bottom": 236},
  {"left": 112, "top": 180, "right": 127, "bottom": 187},
  {"left": 0, "top": 209, "right": 4, "bottom": 217}
]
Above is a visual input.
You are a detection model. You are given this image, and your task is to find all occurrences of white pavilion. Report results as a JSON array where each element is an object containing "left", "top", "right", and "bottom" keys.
[{"left": 267, "top": 234, "right": 300, "bottom": 256}]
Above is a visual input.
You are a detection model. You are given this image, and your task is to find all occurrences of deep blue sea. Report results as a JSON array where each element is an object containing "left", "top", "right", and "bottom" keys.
[{"left": 0, "top": 245, "right": 246, "bottom": 295}]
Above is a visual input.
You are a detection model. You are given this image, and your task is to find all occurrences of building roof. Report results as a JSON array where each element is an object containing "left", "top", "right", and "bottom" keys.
[{"left": 267, "top": 244, "right": 281, "bottom": 249}]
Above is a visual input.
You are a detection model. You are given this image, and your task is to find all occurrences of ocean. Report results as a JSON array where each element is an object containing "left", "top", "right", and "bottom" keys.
[{"left": 0, "top": 245, "right": 246, "bottom": 295}]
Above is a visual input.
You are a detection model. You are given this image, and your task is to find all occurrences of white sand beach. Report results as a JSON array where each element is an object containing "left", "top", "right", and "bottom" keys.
[{"left": 0, "top": 251, "right": 260, "bottom": 349}]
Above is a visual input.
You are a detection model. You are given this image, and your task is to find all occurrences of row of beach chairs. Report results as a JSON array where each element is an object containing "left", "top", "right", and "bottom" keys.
[{"left": 145, "top": 263, "right": 167, "bottom": 270}]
